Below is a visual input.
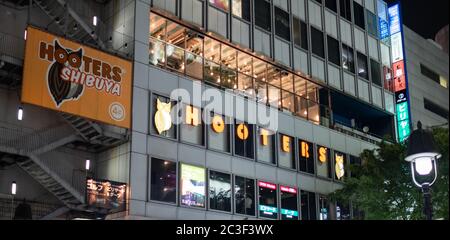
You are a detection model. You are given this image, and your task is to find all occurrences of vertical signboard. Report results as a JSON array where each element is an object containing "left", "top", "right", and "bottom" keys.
[{"left": 388, "top": 3, "right": 412, "bottom": 142}]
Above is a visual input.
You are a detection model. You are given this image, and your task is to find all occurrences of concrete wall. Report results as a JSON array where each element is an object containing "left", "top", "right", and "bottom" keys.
[{"left": 404, "top": 26, "right": 449, "bottom": 128}]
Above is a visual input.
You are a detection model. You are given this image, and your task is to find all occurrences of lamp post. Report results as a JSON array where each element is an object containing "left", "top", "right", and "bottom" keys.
[
  {"left": 405, "top": 121, "right": 441, "bottom": 220},
  {"left": 11, "top": 181, "right": 16, "bottom": 220}
]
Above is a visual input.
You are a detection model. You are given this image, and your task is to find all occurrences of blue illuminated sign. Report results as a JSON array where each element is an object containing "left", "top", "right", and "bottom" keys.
[
  {"left": 389, "top": 3, "right": 412, "bottom": 142},
  {"left": 388, "top": 4, "right": 401, "bottom": 35},
  {"left": 379, "top": 19, "right": 390, "bottom": 40}
]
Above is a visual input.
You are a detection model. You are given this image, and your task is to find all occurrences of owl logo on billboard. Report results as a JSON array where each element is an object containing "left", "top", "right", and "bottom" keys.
[
  {"left": 335, "top": 154, "right": 345, "bottom": 180},
  {"left": 154, "top": 98, "right": 173, "bottom": 134},
  {"left": 47, "top": 40, "right": 85, "bottom": 107}
]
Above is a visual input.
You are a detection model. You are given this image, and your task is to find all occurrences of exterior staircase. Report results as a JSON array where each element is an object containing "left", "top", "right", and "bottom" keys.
[
  {"left": 33, "top": 0, "right": 105, "bottom": 48},
  {"left": 0, "top": 124, "right": 86, "bottom": 211},
  {"left": 59, "top": 113, "right": 128, "bottom": 152}
]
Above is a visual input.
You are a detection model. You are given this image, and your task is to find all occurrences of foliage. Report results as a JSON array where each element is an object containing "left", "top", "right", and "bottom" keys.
[{"left": 330, "top": 128, "right": 449, "bottom": 220}]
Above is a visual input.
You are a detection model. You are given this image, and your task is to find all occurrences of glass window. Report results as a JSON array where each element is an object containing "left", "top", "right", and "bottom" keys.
[
  {"left": 336, "top": 201, "right": 351, "bottom": 220},
  {"left": 300, "top": 190, "right": 317, "bottom": 220},
  {"left": 316, "top": 145, "right": 331, "bottom": 179},
  {"left": 278, "top": 134, "right": 296, "bottom": 169},
  {"left": 334, "top": 151, "right": 346, "bottom": 181},
  {"left": 366, "top": 10, "right": 378, "bottom": 37},
  {"left": 339, "top": 0, "right": 351, "bottom": 22},
  {"left": 221, "top": 44, "right": 237, "bottom": 70},
  {"left": 294, "top": 75, "right": 307, "bottom": 97},
  {"left": 185, "top": 29, "right": 204, "bottom": 79},
  {"left": 296, "top": 95, "right": 309, "bottom": 119},
  {"left": 370, "top": 59, "right": 382, "bottom": 86},
  {"left": 235, "top": 121, "right": 255, "bottom": 159},
  {"left": 253, "top": 58, "right": 267, "bottom": 83},
  {"left": 349, "top": 155, "right": 361, "bottom": 178},
  {"left": 209, "top": 0, "right": 229, "bottom": 11},
  {"left": 258, "top": 181, "right": 278, "bottom": 219},
  {"left": 209, "top": 171, "right": 232, "bottom": 212},
  {"left": 205, "top": 60, "right": 221, "bottom": 85},
  {"left": 325, "top": 0, "right": 337, "bottom": 12},
  {"left": 150, "top": 13, "right": 166, "bottom": 39},
  {"left": 234, "top": 176, "right": 256, "bottom": 216},
  {"left": 150, "top": 38, "right": 166, "bottom": 67},
  {"left": 280, "top": 186, "right": 299, "bottom": 220},
  {"left": 204, "top": 37, "right": 221, "bottom": 64},
  {"left": 255, "top": 0, "right": 271, "bottom": 31},
  {"left": 342, "top": 44, "right": 355, "bottom": 73},
  {"left": 268, "top": 84, "right": 281, "bottom": 108},
  {"left": 151, "top": 94, "right": 177, "bottom": 139},
  {"left": 257, "top": 127, "right": 276, "bottom": 164},
  {"left": 180, "top": 163, "right": 206, "bottom": 208},
  {"left": 299, "top": 139, "right": 315, "bottom": 174},
  {"left": 207, "top": 113, "right": 231, "bottom": 152},
  {"left": 420, "top": 64, "right": 441, "bottom": 84},
  {"left": 293, "top": 18, "right": 310, "bottom": 52},
  {"left": 233, "top": 0, "right": 251, "bottom": 21},
  {"left": 150, "top": 158, "right": 177, "bottom": 203},
  {"left": 257, "top": 81, "right": 268, "bottom": 104},
  {"left": 311, "top": 28, "right": 325, "bottom": 58},
  {"left": 319, "top": 195, "right": 330, "bottom": 220},
  {"left": 383, "top": 66, "right": 394, "bottom": 92},
  {"left": 353, "top": 2, "right": 365, "bottom": 29},
  {"left": 281, "top": 72, "right": 293, "bottom": 92},
  {"left": 424, "top": 98, "right": 449, "bottom": 120},
  {"left": 281, "top": 91, "right": 295, "bottom": 113},
  {"left": 238, "top": 73, "right": 255, "bottom": 97},
  {"left": 180, "top": 104, "right": 204, "bottom": 146},
  {"left": 275, "top": 7, "right": 290, "bottom": 41},
  {"left": 357, "top": 52, "right": 368, "bottom": 79},
  {"left": 327, "top": 36, "right": 340, "bottom": 65}
]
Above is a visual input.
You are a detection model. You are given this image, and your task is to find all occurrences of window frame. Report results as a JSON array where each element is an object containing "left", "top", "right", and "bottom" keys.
[
  {"left": 149, "top": 157, "right": 178, "bottom": 205},
  {"left": 233, "top": 175, "right": 257, "bottom": 217},
  {"left": 208, "top": 169, "right": 233, "bottom": 213}
]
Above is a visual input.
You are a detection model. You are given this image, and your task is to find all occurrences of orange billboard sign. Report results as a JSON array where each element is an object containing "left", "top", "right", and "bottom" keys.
[{"left": 21, "top": 26, "right": 132, "bottom": 129}]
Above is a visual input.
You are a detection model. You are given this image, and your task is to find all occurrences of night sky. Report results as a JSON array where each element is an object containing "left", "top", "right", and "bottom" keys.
[{"left": 384, "top": 0, "right": 449, "bottom": 39}]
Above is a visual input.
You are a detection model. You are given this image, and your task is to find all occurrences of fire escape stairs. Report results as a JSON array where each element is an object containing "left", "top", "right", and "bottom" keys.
[
  {"left": 33, "top": 0, "right": 105, "bottom": 48},
  {"left": 59, "top": 113, "right": 129, "bottom": 151},
  {"left": 0, "top": 125, "right": 86, "bottom": 212}
]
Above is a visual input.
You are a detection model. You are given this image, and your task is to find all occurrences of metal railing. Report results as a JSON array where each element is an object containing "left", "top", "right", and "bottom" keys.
[
  {"left": 0, "top": 124, "right": 85, "bottom": 200},
  {"left": 0, "top": 197, "right": 63, "bottom": 220},
  {"left": 0, "top": 124, "right": 75, "bottom": 154},
  {"left": 0, "top": 31, "right": 25, "bottom": 60},
  {"left": 332, "top": 120, "right": 387, "bottom": 145}
]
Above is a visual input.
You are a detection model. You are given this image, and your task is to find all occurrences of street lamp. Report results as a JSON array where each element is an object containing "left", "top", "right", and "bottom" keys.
[{"left": 405, "top": 121, "right": 441, "bottom": 220}]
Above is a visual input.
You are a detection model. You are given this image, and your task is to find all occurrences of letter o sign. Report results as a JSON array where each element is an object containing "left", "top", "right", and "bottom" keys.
[
  {"left": 212, "top": 115, "right": 225, "bottom": 133},
  {"left": 237, "top": 124, "right": 249, "bottom": 140}
]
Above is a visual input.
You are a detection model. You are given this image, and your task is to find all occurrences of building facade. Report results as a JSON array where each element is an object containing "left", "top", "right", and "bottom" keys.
[
  {"left": 0, "top": 0, "right": 423, "bottom": 220},
  {"left": 403, "top": 26, "right": 449, "bottom": 129}
]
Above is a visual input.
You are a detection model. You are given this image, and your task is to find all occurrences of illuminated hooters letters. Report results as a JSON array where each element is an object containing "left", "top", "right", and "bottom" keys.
[
  {"left": 211, "top": 115, "right": 225, "bottom": 133},
  {"left": 186, "top": 105, "right": 200, "bottom": 126},
  {"left": 260, "top": 128, "right": 269, "bottom": 145},
  {"left": 236, "top": 123, "right": 249, "bottom": 140},
  {"left": 318, "top": 146, "right": 328, "bottom": 163},
  {"left": 281, "top": 135, "right": 291, "bottom": 153},
  {"left": 300, "top": 141, "right": 310, "bottom": 158}
]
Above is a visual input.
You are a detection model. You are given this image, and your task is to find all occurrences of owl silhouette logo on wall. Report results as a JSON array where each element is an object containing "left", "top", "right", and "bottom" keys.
[
  {"left": 46, "top": 40, "right": 84, "bottom": 107},
  {"left": 154, "top": 98, "right": 172, "bottom": 134},
  {"left": 335, "top": 154, "right": 345, "bottom": 180}
]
